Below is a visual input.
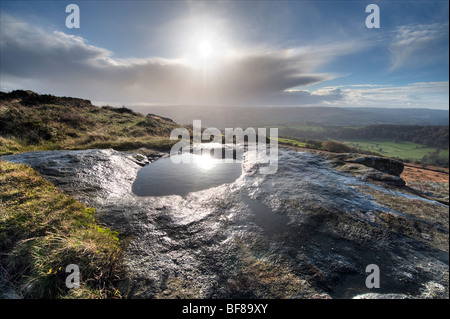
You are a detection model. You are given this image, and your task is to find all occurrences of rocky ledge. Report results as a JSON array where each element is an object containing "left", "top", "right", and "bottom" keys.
[
  {"left": 2, "top": 148, "right": 448, "bottom": 299},
  {"left": 324, "top": 153, "right": 407, "bottom": 186}
]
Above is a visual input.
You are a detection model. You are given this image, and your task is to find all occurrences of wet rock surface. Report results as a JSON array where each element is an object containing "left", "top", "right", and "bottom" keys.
[{"left": 3, "top": 149, "right": 448, "bottom": 299}]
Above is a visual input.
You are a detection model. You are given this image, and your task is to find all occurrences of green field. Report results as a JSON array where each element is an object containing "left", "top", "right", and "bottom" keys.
[
  {"left": 341, "top": 139, "right": 449, "bottom": 161},
  {"left": 276, "top": 137, "right": 307, "bottom": 148}
]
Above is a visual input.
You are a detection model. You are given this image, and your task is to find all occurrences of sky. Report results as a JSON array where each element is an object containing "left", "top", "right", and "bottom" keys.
[{"left": 0, "top": 0, "right": 449, "bottom": 109}]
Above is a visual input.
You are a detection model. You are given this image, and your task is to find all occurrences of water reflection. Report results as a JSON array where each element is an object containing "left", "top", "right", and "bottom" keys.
[{"left": 132, "top": 153, "right": 242, "bottom": 197}]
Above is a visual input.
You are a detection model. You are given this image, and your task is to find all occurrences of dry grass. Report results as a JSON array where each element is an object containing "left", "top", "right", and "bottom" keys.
[{"left": 0, "top": 98, "right": 183, "bottom": 155}]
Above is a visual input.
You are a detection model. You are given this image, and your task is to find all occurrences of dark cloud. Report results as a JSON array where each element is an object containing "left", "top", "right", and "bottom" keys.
[{"left": 1, "top": 14, "right": 341, "bottom": 106}]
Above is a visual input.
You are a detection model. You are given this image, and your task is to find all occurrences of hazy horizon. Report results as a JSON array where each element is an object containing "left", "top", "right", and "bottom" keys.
[{"left": 127, "top": 104, "right": 449, "bottom": 128}]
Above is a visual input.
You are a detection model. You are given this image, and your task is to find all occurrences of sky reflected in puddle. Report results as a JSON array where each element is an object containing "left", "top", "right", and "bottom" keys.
[{"left": 132, "top": 153, "right": 242, "bottom": 196}]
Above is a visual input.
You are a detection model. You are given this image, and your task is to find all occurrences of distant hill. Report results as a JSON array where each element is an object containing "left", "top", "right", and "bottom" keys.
[
  {"left": 345, "top": 107, "right": 450, "bottom": 126},
  {"left": 0, "top": 90, "right": 182, "bottom": 155},
  {"left": 129, "top": 105, "right": 449, "bottom": 128}
]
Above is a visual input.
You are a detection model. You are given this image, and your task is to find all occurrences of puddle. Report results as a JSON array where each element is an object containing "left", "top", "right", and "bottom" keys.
[
  {"left": 132, "top": 153, "right": 242, "bottom": 196},
  {"left": 242, "top": 196, "right": 291, "bottom": 234},
  {"left": 241, "top": 195, "right": 305, "bottom": 244}
]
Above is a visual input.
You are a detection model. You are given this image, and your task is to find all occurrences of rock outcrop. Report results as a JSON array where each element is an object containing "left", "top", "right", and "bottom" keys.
[
  {"left": 2, "top": 149, "right": 448, "bottom": 299},
  {"left": 324, "top": 153, "right": 406, "bottom": 186},
  {"left": 349, "top": 156, "right": 404, "bottom": 176}
]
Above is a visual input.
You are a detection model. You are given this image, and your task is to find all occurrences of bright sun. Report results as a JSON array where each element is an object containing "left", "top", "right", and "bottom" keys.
[
  {"left": 180, "top": 21, "right": 232, "bottom": 70},
  {"left": 198, "top": 40, "right": 213, "bottom": 58}
]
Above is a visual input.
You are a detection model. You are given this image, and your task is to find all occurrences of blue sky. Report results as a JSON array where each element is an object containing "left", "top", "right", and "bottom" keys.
[{"left": 0, "top": 0, "right": 448, "bottom": 109}]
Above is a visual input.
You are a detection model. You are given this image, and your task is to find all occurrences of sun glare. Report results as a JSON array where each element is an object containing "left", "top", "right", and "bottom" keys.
[
  {"left": 194, "top": 154, "right": 216, "bottom": 170},
  {"left": 184, "top": 37, "right": 223, "bottom": 69},
  {"left": 198, "top": 40, "right": 213, "bottom": 58},
  {"left": 181, "top": 23, "right": 231, "bottom": 70}
]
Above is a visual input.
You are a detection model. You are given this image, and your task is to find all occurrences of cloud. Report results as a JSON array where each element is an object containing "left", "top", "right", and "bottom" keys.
[
  {"left": 389, "top": 23, "right": 449, "bottom": 71},
  {"left": 3, "top": 13, "right": 445, "bottom": 109},
  {"left": 316, "top": 82, "right": 449, "bottom": 109},
  {"left": 0, "top": 13, "right": 352, "bottom": 106},
  {"left": 271, "top": 88, "right": 344, "bottom": 107},
  {"left": 0, "top": 15, "right": 111, "bottom": 78}
]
